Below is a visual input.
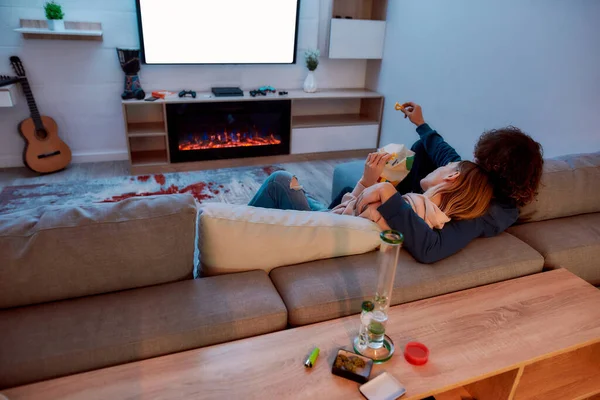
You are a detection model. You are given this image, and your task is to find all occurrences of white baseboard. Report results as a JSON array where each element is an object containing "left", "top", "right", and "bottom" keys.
[
  {"left": 0, "top": 150, "right": 129, "bottom": 168},
  {"left": 0, "top": 154, "right": 23, "bottom": 169}
]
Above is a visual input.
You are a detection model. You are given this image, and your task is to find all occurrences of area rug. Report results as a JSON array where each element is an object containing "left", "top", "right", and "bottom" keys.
[{"left": 0, "top": 165, "right": 284, "bottom": 214}]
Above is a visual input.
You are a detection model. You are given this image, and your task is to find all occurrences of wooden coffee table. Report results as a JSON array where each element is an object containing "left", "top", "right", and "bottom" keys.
[{"left": 4, "top": 269, "right": 600, "bottom": 400}]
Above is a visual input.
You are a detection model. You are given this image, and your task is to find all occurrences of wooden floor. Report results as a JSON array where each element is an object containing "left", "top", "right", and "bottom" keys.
[
  {"left": 0, "top": 161, "right": 130, "bottom": 191},
  {"left": 0, "top": 157, "right": 363, "bottom": 203}
]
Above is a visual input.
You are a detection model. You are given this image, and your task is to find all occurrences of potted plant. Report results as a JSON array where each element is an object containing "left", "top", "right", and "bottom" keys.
[
  {"left": 303, "top": 49, "right": 320, "bottom": 93},
  {"left": 44, "top": 1, "right": 65, "bottom": 31}
]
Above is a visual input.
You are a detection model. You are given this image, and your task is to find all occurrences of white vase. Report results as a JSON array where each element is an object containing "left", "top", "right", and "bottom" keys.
[
  {"left": 303, "top": 71, "right": 317, "bottom": 93},
  {"left": 47, "top": 19, "right": 65, "bottom": 31}
]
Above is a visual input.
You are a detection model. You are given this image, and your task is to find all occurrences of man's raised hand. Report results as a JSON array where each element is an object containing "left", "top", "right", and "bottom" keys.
[{"left": 402, "top": 102, "right": 425, "bottom": 127}]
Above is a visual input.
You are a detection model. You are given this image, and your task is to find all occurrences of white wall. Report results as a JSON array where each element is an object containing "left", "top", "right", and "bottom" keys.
[
  {"left": 0, "top": 0, "right": 367, "bottom": 167},
  {"left": 375, "top": 0, "right": 600, "bottom": 159}
]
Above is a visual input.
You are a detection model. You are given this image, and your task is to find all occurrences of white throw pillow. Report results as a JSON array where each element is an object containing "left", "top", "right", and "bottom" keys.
[{"left": 198, "top": 203, "right": 381, "bottom": 275}]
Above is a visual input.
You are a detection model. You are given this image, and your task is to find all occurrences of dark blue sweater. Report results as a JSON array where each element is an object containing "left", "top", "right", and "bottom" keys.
[{"left": 378, "top": 124, "right": 519, "bottom": 263}]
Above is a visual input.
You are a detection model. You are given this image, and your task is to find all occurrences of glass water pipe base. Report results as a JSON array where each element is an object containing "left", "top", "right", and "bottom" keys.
[{"left": 353, "top": 335, "right": 395, "bottom": 363}]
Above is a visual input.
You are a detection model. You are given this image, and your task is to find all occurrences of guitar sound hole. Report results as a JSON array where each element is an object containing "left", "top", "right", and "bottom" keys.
[{"left": 36, "top": 129, "right": 48, "bottom": 140}]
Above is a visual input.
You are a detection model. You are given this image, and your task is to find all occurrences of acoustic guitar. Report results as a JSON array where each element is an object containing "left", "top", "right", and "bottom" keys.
[{"left": 10, "top": 56, "right": 71, "bottom": 173}]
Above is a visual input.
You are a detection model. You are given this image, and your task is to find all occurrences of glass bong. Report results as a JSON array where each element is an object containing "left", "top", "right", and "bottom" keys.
[{"left": 354, "top": 230, "right": 403, "bottom": 362}]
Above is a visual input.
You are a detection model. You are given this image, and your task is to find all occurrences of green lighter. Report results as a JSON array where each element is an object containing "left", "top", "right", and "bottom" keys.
[{"left": 304, "top": 347, "right": 320, "bottom": 368}]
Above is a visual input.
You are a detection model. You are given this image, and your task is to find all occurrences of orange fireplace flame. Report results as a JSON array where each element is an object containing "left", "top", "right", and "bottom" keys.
[{"left": 179, "top": 131, "right": 281, "bottom": 151}]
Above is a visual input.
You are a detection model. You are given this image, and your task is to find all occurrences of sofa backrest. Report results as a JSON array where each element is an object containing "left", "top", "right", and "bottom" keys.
[
  {"left": 519, "top": 152, "right": 600, "bottom": 223},
  {"left": 0, "top": 194, "right": 198, "bottom": 309}
]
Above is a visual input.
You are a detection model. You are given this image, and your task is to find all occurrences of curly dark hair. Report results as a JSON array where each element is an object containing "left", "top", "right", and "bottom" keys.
[{"left": 474, "top": 126, "right": 543, "bottom": 206}]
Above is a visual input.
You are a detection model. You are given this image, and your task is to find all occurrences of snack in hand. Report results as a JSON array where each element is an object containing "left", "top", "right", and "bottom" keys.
[
  {"left": 377, "top": 143, "right": 415, "bottom": 186},
  {"left": 379, "top": 150, "right": 400, "bottom": 167}
]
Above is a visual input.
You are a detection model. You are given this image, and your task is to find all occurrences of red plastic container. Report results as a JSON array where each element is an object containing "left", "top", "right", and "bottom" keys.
[{"left": 404, "top": 342, "right": 429, "bottom": 365}]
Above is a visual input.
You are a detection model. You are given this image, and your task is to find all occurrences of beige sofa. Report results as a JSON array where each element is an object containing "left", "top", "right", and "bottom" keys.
[
  {"left": 0, "top": 195, "right": 287, "bottom": 389},
  {"left": 271, "top": 152, "right": 600, "bottom": 326},
  {"left": 507, "top": 153, "right": 600, "bottom": 285},
  {"left": 0, "top": 152, "right": 598, "bottom": 389}
]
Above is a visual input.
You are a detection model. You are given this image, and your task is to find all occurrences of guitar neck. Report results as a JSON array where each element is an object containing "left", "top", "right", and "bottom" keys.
[{"left": 20, "top": 78, "right": 44, "bottom": 129}]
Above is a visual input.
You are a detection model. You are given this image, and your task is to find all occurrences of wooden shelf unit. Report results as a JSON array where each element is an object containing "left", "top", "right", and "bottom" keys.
[
  {"left": 292, "top": 114, "right": 378, "bottom": 128},
  {"left": 123, "top": 102, "right": 169, "bottom": 168},
  {"left": 290, "top": 95, "right": 382, "bottom": 154},
  {"left": 121, "top": 89, "right": 381, "bottom": 104},
  {"left": 432, "top": 342, "right": 600, "bottom": 400},
  {"left": 327, "top": 0, "right": 387, "bottom": 59},
  {"left": 130, "top": 149, "right": 169, "bottom": 167},
  {"left": 513, "top": 342, "right": 600, "bottom": 400},
  {"left": 332, "top": 0, "right": 387, "bottom": 21},
  {"left": 122, "top": 89, "right": 383, "bottom": 174},
  {"left": 291, "top": 96, "right": 382, "bottom": 127},
  {"left": 0, "top": 84, "right": 17, "bottom": 107},
  {"left": 15, "top": 19, "right": 103, "bottom": 41},
  {"left": 127, "top": 122, "right": 167, "bottom": 137}
]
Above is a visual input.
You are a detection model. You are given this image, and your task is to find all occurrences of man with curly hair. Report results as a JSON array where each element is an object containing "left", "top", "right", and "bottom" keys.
[{"left": 354, "top": 102, "right": 544, "bottom": 263}]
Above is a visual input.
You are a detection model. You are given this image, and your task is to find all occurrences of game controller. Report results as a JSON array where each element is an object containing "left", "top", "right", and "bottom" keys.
[
  {"left": 250, "top": 86, "right": 276, "bottom": 97},
  {"left": 259, "top": 85, "right": 276, "bottom": 93},
  {"left": 178, "top": 90, "right": 197, "bottom": 98}
]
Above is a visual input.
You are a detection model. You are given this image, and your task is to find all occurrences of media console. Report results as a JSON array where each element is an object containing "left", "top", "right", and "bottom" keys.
[{"left": 121, "top": 89, "right": 383, "bottom": 174}]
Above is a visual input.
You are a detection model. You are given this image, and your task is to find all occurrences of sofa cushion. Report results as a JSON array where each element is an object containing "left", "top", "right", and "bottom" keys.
[
  {"left": 507, "top": 213, "right": 600, "bottom": 285},
  {"left": 519, "top": 152, "right": 600, "bottom": 223},
  {"left": 0, "top": 270, "right": 287, "bottom": 389},
  {"left": 270, "top": 233, "right": 543, "bottom": 326},
  {"left": 198, "top": 203, "right": 381, "bottom": 275},
  {"left": 0, "top": 194, "right": 198, "bottom": 309}
]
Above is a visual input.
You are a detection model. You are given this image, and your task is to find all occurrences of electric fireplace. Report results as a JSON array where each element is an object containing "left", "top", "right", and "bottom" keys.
[{"left": 167, "top": 100, "right": 291, "bottom": 163}]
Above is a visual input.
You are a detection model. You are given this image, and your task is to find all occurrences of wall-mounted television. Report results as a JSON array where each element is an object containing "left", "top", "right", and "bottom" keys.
[{"left": 136, "top": 0, "right": 300, "bottom": 65}]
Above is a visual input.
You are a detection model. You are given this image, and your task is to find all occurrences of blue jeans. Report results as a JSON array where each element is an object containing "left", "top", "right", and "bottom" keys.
[{"left": 248, "top": 171, "right": 327, "bottom": 211}]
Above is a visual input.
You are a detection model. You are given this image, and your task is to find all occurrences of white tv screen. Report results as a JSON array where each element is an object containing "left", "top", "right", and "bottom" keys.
[{"left": 137, "top": 0, "right": 300, "bottom": 64}]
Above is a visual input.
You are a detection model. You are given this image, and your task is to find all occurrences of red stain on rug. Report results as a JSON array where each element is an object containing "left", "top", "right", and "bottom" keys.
[
  {"left": 154, "top": 174, "right": 166, "bottom": 185},
  {"left": 101, "top": 175, "right": 233, "bottom": 203},
  {"left": 180, "top": 182, "right": 214, "bottom": 201},
  {"left": 102, "top": 182, "right": 215, "bottom": 203},
  {"left": 102, "top": 184, "right": 184, "bottom": 203},
  {"left": 0, "top": 164, "right": 286, "bottom": 213}
]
